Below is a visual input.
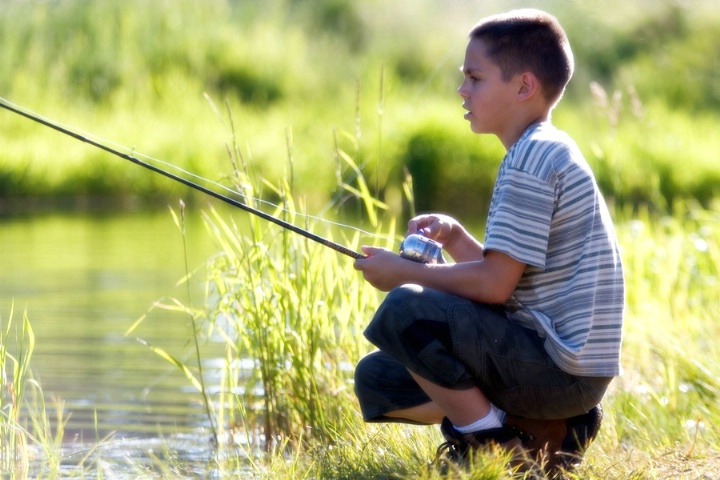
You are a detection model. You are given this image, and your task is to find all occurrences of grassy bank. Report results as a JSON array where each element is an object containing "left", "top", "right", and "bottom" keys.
[{"left": 3, "top": 195, "right": 718, "bottom": 478}]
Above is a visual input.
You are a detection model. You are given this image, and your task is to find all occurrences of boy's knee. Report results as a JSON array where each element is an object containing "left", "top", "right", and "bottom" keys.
[
  {"left": 368, "top": 284, "right": 423, "bottom": 336},
  {"left": 376, "top": 284, "right": 427, "bottom": 320},
  {"left": 383, "top": 283, "right": 424, "bottom": 306},
  {"left": 365, "top": 284, "right": 442, "bottom": 349},
  {"left": 354, "top": 351, "right": 393, "bottom": 406},
  {"left": 354, "top": 352, "right": 380, "bottom": 389}
]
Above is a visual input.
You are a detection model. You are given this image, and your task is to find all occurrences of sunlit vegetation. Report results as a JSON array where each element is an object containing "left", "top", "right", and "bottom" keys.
[
  {"left": 4, "top": 187, "right": 719, "bottom": 478},
  {"left": 2, "top": 0, "right": 720, "bottom": 478}
]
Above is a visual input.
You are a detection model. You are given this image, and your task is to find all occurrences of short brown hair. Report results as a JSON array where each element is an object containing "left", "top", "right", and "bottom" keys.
[{"left": 469, "top": 9, "right": 573, "bottom": 105}]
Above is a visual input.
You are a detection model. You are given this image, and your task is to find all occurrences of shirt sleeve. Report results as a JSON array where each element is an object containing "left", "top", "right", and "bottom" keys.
[{"left": 484, "top": 167, "right": 555, "bottom": 269}]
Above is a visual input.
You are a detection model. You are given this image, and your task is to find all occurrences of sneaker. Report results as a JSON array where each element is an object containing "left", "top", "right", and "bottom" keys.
[
  {"left": 504, "top": 404, "right": 603, "bottom": 476},
  {"left": 557, "top": 404, "right": 603, "bottom": 469},
  {"left": 435, "top": 417, "right": 532, "bottom": 468}
]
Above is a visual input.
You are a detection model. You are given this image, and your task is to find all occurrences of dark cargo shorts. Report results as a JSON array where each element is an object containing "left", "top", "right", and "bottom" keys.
[{"left": 354, "top": 284, "right": 611, "bottom": 423}]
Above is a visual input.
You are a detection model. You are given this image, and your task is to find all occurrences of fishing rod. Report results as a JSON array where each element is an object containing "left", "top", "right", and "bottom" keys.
[{"left": 0, "top": 99, "right": 366, "bottom": 259}]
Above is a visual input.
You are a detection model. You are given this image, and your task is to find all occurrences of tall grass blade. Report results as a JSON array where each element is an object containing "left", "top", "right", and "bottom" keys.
[{"left": 1, "top": 306, "right": 34, "bottom": 478}]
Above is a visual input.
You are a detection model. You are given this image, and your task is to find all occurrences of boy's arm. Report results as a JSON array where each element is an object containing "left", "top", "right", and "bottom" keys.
[{"left": 354, "top": 247, "right": 525, "bottom": 304}]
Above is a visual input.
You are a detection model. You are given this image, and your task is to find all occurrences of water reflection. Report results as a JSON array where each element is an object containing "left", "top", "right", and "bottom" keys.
[{"left": 0, "top": 208, "right": 227, "bottom": 442}]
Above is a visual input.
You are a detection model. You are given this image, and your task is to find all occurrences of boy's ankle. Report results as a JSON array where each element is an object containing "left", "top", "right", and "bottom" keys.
[
  {"left": 438, "top": 417, "right": 532, "bottom": 463},
  {"left": 435, "top": 417, "right": 540, "bottom": 475}
]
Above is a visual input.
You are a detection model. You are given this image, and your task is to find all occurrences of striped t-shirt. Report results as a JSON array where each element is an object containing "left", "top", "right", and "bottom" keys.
[{"left": 484, "top": 121, "right": 624, "bottom": 377}]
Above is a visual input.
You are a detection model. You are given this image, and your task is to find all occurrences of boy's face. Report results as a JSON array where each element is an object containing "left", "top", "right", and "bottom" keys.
[{"left": 458, "top": 38, "right": 519, "bottom": 137}]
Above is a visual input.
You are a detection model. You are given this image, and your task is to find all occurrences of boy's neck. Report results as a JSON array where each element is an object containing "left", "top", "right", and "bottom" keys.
[{"left": 499, "top": 110, "right": 550, "bottom": 150}]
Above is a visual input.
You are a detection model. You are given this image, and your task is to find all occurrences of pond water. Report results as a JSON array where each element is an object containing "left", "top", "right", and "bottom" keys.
[{"left": 0, "top": 206, "right": 236, "bottom": 475}]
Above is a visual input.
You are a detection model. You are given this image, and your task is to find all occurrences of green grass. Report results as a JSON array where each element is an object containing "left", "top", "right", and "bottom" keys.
[
  {"left": 1, "top": 306, "right": 33, "bottom": 477},
  {"left": 2, "top": 0, "right": 720, "bottom": 477},
  {"left": 2, "top": 189, "right": 720, "bottom": 478}
]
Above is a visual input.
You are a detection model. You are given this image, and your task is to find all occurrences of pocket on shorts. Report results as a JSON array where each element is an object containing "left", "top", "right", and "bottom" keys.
[{"left": 415, "top": 339, "right": 466, "bottom": 387}]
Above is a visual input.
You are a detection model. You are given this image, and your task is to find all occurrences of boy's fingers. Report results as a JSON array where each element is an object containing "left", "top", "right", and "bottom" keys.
[
  {"left": 406, "top": 218, "right": 423, "bottom": 235},
  {"left": 360, "top": 245, "right": 385, "bottom": 257},
  {"left": 407, "top": 214, "right": 437, "bottom": 236}
]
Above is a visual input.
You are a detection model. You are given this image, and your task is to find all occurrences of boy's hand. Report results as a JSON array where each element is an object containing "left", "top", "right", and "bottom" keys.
[
  {"left": 353, "top": 246, "right": 413, "bottom": 291},
  {"left": 406, "top": 214, "right": 458, "bottom": 245},
  {"left": 407, "top": 214, "right": 484, "bottom": 262}
]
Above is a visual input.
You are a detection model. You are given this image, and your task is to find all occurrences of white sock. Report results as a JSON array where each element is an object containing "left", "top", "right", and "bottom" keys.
[
  {"left": 492, "top": 404, "right": 507, "bottom": 424},
  {"left": 453, "top": 407, "right": 502, "bottom": 433}
]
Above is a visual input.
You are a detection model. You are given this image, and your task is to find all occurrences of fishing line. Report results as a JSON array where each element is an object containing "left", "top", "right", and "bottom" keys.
[
  {"left": 0, "top": 96, "right": 385, "bottom": 241},
  {"left": 0, "top": 97, "right": 370, "bottom": 260}
]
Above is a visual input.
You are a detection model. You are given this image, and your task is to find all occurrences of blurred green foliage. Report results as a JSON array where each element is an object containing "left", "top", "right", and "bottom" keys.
[
  {"left": 402, "top": 118, "right": 503, "bottom": 215},
  {"left": 0, "top": 0, "right": 719, "bottom": 214}
]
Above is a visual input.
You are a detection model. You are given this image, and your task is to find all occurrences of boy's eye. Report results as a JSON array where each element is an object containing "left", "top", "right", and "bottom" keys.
[{"left": 460, "top": 68, "right": 481, "bottom": 83}]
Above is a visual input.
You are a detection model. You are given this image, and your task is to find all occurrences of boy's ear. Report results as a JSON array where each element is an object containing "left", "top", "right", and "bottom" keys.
[{"left": 516, "top": 72, "right": 540, "bottom": 102}]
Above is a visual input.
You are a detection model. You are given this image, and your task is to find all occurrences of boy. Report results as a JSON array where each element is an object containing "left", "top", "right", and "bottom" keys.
[{"left": 353, "top": 8, "right": 624, "bottom": 475}]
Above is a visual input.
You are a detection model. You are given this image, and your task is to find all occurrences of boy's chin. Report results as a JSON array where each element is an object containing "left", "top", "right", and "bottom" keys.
[{"left": 468, "top": 121, "right": 494, "bottom": 136}]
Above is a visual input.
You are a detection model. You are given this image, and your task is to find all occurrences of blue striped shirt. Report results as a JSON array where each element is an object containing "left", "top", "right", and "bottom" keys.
[{"left": 484, "top": 122, "right": 624, "bottom": 377}]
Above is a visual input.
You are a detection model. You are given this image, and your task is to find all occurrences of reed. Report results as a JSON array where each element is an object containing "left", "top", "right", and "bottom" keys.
[
  {"left": 1, "top": 310, "right": 116, "bottom": 479},
  {"left": 0, "top": 306, "right": 33, "bottom": 477},
  {"left": 200, "top": 179, "right": 389, "bottom": 449}
]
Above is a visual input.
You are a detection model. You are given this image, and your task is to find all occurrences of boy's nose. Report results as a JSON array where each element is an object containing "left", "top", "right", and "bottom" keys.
[{"left": 457, "top": 83, "right": 469, "bottom": 98}]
